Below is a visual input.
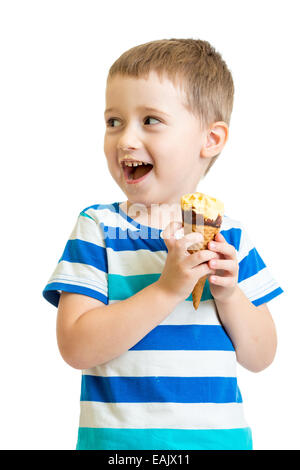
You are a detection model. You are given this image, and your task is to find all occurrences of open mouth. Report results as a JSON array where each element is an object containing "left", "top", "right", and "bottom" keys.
[{"left": 122, "top": 162, "right": 153, "bottom": 183}]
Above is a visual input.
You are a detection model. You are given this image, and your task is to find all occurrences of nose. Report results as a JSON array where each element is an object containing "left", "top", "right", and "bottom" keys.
[{"left": 117, "top": 123, "right": 141, "bottom": 152}]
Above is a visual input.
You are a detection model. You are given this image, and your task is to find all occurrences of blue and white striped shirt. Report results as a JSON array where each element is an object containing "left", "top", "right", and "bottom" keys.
[{"left": 43, "top": 202, "right": 283, "bottom": 450}]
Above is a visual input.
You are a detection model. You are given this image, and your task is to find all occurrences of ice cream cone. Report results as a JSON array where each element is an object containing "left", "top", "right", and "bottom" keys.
[
  {"left": 181, "top": 193, "right": 224, "bottom": 310},
  {"left": 189, "top": 272, "right": 207, "bottom": 310},
  {"left": 187, "top": 224, "right": 219, "bottom": 309}
]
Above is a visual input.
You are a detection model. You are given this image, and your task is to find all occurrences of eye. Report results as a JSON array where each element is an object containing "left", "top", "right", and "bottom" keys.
[
  {"left": 106, "top": 118, "right": 121, "bottom": 128},
  {"left": 144, "top": 116, "right": 161, "bottom": 125}
]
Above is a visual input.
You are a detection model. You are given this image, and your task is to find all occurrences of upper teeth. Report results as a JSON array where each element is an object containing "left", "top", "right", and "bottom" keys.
[{"left": 123, "top": 161, "right": 147, "bottom": 167}]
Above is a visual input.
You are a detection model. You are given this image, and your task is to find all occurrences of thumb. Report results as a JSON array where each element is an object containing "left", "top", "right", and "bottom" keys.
[{"left": 161, "top": 221, "right": 183, "bottom": 240}]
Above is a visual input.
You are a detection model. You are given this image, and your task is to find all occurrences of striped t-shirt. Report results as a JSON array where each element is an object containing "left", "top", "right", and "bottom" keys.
[{"left": 43, "top": 202, "right": 283, "bottom": 450}]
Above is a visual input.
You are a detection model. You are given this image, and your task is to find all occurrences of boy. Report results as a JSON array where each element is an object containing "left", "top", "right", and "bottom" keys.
[{"left": 43, "top": 39, "right": 283, "bottom": 450}]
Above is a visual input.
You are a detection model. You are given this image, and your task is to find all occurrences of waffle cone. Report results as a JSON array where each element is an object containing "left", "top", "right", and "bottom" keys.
[
  {"left": 186, "top": 224, "right": 220, "bottom": 310},
  {"left": 191, "top": 275, "right": 207, "bottom": 310}
]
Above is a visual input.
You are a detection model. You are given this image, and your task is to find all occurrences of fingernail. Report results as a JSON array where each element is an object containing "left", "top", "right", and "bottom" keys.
[{"left": 174, "top": 228, "right": 184, "bottom": 240}]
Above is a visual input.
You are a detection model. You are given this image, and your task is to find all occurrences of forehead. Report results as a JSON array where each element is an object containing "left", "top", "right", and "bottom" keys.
[{"left": 105, "top": 71, "right": 188, "bottom": 112}]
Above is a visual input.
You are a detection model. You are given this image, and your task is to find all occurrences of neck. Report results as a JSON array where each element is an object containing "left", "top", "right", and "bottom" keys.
[{"left": 122, "top": 200, "right": 183, "bottom": 230}]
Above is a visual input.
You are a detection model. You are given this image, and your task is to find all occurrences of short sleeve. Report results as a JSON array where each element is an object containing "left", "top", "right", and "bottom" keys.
[
  {"left": 234, "top": 223, "right": 283, "bottom": 307},
  {"left": 42, "top": 207, "right": 108, "bottom": 308}
]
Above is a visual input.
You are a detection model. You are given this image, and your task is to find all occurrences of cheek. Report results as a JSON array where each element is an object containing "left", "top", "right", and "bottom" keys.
[
  {"left": 104, "top": 131, "right": 119, "bottom": 152},
  {"left": 154, "top": 144, "right": 184, "bottom": 173},
  {"left": 153, "top": 131, "right": 188, "bottom": 160},
  {"left": 149, "top": 136, "right": 178, "bottom": 168},
  {"left": 104, "top": 139, "right": 119, "bottom": 169},
  {"left": 154, "top": 159, "right": 182, "bottom": 184},
  {"left": 103, "top": 140, "right": 118, "bottom": 171},
  {"left": 103, "top": 136, "right": 112, "bottom": 157}
]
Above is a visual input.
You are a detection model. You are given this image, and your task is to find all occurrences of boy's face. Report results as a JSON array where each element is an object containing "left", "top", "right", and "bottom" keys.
[{"left": 104, "top": 71, "right": 214, "bottom": 208}]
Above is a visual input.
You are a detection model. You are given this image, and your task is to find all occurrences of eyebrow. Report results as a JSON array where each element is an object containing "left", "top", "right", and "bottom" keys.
[{"left": 104, "top": 106, "right": 171, "bottom": 117}]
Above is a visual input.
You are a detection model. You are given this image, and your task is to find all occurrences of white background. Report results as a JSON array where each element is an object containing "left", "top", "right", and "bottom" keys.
[{"left": 0, "top": 0, "right": 299, "bottom": 450}]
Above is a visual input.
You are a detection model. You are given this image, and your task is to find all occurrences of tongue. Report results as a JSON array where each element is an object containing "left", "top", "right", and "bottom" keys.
[{"left": 132, "top": 164, "right": 152, "bottom": 180}]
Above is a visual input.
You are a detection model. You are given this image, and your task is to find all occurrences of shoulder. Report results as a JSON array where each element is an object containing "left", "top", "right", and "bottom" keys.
[
  {"left": 79, "top": 202, "right": 120, "bottom": 224},
  {"left": 78, "top": 201, "right": 138, "bottom": 237}
]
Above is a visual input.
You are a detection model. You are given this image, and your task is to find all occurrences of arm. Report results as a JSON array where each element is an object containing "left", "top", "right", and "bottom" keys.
[
  {"left": 215, "top": 289, "right": 277, "bottom": 372},
  {"left": 57, "top": 282, "right": 180, "bottom": 370},
  {"left": 57, "top": 225, "right": 217, "bottom": 370},
  {"left": 207, "top": 232, "right": 277, "bottom": 372}
]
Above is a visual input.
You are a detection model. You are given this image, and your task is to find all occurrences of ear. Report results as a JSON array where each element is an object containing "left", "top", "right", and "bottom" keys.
[{"left": 200, "top": 121, "right": 229, "bottom": 158}]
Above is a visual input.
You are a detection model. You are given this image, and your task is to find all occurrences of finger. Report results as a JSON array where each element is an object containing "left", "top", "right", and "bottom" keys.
[
  {"left": 208, "top": 258, "right": 237, "bottom": 273},
  {"left": 208, "top": 240, "right": 236, "bottom": 259},
  {"left": 184, "top": 249, "right": 220, "bottom": 268},
  {"left": 168, "top": 232, "right": 204, "bottom": 262},
  {"left": 209, "top": 275, "right": 236, "bottom": 287},
  {"left": 174, "top": 227, "right": 184, "bottom": 240},
  {"left": 178, "top": 232, "right": 204, "bottom": 252},
  {"left": 192, "top": 262, "right": 217, "bottom": 279},
  {"left": 214, "top": 232, "right": 225, "bottom": 242},
  {"left": 161, "top": 221, "right": 183, "bottom": 240}
]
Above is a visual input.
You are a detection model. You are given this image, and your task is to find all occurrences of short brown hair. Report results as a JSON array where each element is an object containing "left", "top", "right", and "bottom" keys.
[{"left": 107, "top": 38, "right": 234, "bottom": 175}]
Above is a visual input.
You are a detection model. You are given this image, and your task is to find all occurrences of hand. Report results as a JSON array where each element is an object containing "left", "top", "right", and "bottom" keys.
[
  {"left": 207, "top": 232, "right": 239, "bottom": 303},
  {"left": 157, "top": 221, "right": 220, "bottom": 303}
]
